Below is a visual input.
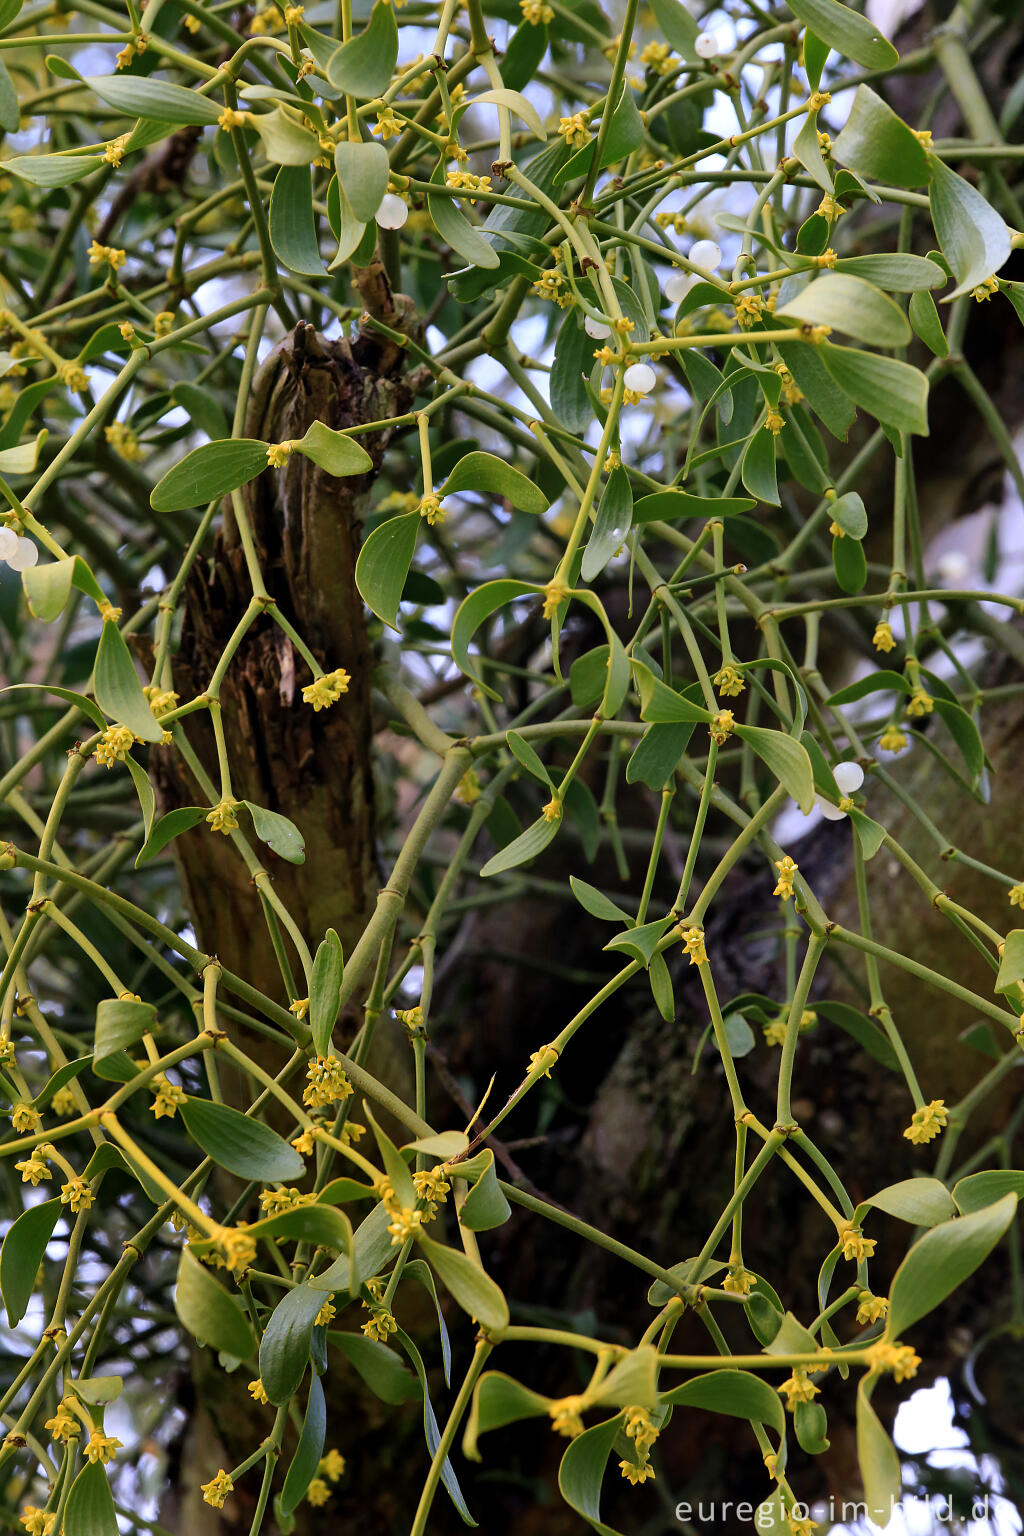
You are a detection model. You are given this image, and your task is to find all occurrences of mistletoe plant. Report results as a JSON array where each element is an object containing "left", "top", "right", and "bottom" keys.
[{"left": 1, "top": 0, "right": 1024, "bottom": 1529}]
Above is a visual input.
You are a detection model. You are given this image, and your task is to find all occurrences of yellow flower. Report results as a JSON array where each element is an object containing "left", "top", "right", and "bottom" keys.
[
  {"left": 94, "top": 724, "right": 137, "bottom": 768},
  {"left": 903, "top": 1098, "right": 948, "bottom": 1144},
  {"left": 248, "top": 1377, "right": 269, "bottom": 1404},
  {"left": 1009, "top": 884, "right": 1024, "bottom": 909},
  {"left": 557, "top": 112, "right": 591, "bottom": 150},
  {"left": 303, "top": 1055, "right": 353, "bottom": 1108},
  {"left": 315, "top": 1296, "right": 336, "bottom": 1327},
  {"left": 723, "top": 1265, "right": 756, "bottom": 1295},
  {"left": 619, "top": 1458, "right": 655, "bottom": 1484},
  {"left": 865, "top": 1341, "right": 921, "bottom": 1382},
  {"left": 816, "top": 193, "right": 843, "bottom": 222},
  {"left": 520, "top": 0, "right": 554, "bottom": 20},
  {"left": 59, "top": 361, "right": 89, "bottom": 392},
  {"left": 872, "top": 620, "right": 896, "bottom": 652},
  {"left": 378, "top": 491, "right": 419, "bottom": 514},
  {"left": 549, "top": 1395, "right": 587, "bottom": 1438},
  {"left": 624, "top": 1405, "right": 658, "bottom": 1455},
  {"left": 445, "top": 170, "right": 492, "bottom": 205},
  {"left": 153, "top": 311, "right": 175, "bottom": 337},
  {"left": 713, "top": 664, "right": 745, "bottom": 697},
  {"left": 201, "top": 1469, "right": 234, "bottom": 1508},
  {"left": 219, "top": 1229, "right": 257, "bottom": 1273},
  {"left": 765, "top": 409, "right": 785, "bottom": 434},
  {"left": 373, "top": 105, "right": 403, "bottom": 139},
  {"left": 85, "top": 1431, "right": 122, "bottom": 1464},
  {"left": 778, "top": 1370, "right": 819, "bottom": 1411},
  {"left": 283, "top": 3, "right": 303, "bottom": 21},
  {"left": 540, "top": 798, "right": 562, "bottom": 824},
  {"left": 87, "top": 241, "right": 126, "bottom": 270},
  {"left": 289, "top": 996, "right": 310, "bottom": 1020},
  {"left": 763, "top": 1018, "right": 787, "bottom": 1047},
  {"left": 879, "top": 725, "right": 908, "bottom": 753},
  {"left": 773, "top": 856, "right": 798, "bottom": 900},
  {"left": 362, "top": 1308, "right": 398, "bottom": 1341},
  {"left": 292, "top": 1129, "right": 316, "bottom": 1157},
  {"left": 306, "top": 1478, "right": 331, "bottom": 1507},
  {"left": 789, "top": 1517, "right": 818, "bottom": 1536},
  {"left": 19, "top": 1509, "right": 56, "bottom": 1536},
  {"left": 104, "top": 137, "right": 128, "bottom": 165},
  {"left": 61, "top": 1177, "right": 95, "bottom": 1213},
  {"left": 734, "top": 293, "right": 764, "bottom": 328},
  {"left": 44, "top": 1400, "right": 79, "bottom": 1442},
  {"left": 302, "top": 666, "right": 351, "bottom": 711},
  {"left": 542, "top": 579, "right": 570, "bottom": 619},
  {"left": 710, "top": 710, "right": 735, "bottom": 744},
  {"left": 320, "top": 1448, "right": 346, "bottom": 1481},
  {"left": 11, "top": 1102, "right": 42, "bottom": 1133},
  {"left": 528, "top": 1044, "right": 559, "bottom": 1078},
  {"left": 396, "top": 1005, "right": 424, "bottom": 1034},
  {"left": 905, "top": 688, "right": 933, "bottom": 718},
  {"left": 387, "top": 1206, "right": 424, "bottom": 1246},
  {"left": 16, "top": 1150, "right": 51, "bottom": 1185},
  {"left": 856, "top": 1292, "right": 888, "bottom": 1326},
  {"left": 150, "top": 1074, "right": 186, "bottom": 1119},
  {"left": 265, "top": 440, "right": 293, "bottom": 468},
  {"left": 206, "top": 800, "right": 239, "bottom": 834},
  {"left": 533, "top": 270, "right": 572, "bottom": 307},
  {"left": 412, "top": 1166, "right": 450, "bottom": 1218},
  {"left": 971, "top": 275, "right": 998, "bottom": 302},
  {"left": 143, "top": 685, "right": 179, "bottom": 717},
  {"left": 456, "top": 769, "right": 482, "bottom": 804},
  {"left": 418, "top": 492, "right": 445, "bottom": 525},
  {"left": 104, "top": 421, "right": 143, "bottom": 461},
  {"left": 680, "top": 927, "right": 706, "bottom": 966},
  {"left": 838, "top": 1226, "right": 876, "bottom": 1262}
]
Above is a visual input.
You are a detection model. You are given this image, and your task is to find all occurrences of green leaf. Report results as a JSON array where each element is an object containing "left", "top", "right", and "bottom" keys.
[
  {"left": 0, "top": 427, "right": 46, "bottom": 475},
  {"left": 570, "top": 877, "right": 632, "bottom": 924},
  {"left": 1, "top": 1199, "right": 61, "bottom": 1326},
  {"left": 818, "top": 341, "right": 929, "bottom": 435},
  {"left": 94, "top": 622, "right": 162, "bottom": 742},
  {"left": 953, "top": 1171, "right": 1024, "bottom": 1215},
  {"left": 558, "top": 1413, "right": 625, "bottom": 1536},
  {"left": 22, "top": 557, "right": 75, "bottom": 622},
  {"left": 830, "top": 491, "right": 868, "bottom": 539},
  {"left": 827, "top": 669, "right": 911, "bottom": 705},
  {"left": 74, "top": 1375, "right": 124, "bottom": 1404},
  {"left": 404, "top": 1130, "right": 469, "bottom": 1159},
  {"left": 334, "top": 139, "right": 390, "bottom": 222},
  {"left": 832, "top": 86, "right": 930, "bottom": 187},
  {"left": 506, "top": 730, "right": 551, "bottom": 786},
  {"left": 741, "top": 422, "right": 780, "bottom": 505},
  {"left": 930, "top": 157, "right": 1011, "bottom": 301},
  {"left": 460, "top": 1150, "right": 513, "bottom": 1231},
  {"left": 0, "top": 56, "right": 18, "bottom": 131},
  {"left": 932, "top": 699, "right": 985, "bottom": 783},
  {"left": 441, "top": 450, "right": 548, "bottom": 514},
  {"left": 632, "top": 489, "right": 755, "bottom": 522},
  {"left": 649, "top": 0, "right": 698, "bottom": 56},
  {"left": 582, "top": 466, "right": 632, "bottom": 582},
  {"left": 649, "top": 951, "right": 675, "bottom": 1021},
  {"left": 605, "top": 916, "right": 673, "bottom": 966},
  {"left": 29, "top": 1057, "right": 90, "bottom": 1109},
  {"left": 85, "top": 73, "right": 223, "bottom": 125},
  {"left": 836, "top": 253, "right": 945, "bottom": 291},
  {"left": 252, "top": 106, "right": 319, "bottom": 165},
  {"left": 995, "top": 930, "right": 1024, "bottom": 994},
  {"left": 793, "top": 112, "right": 833, "bottom": 193},
  {"left": 633, "top": 665, "right": 710, "bottom": 724},
  {"left": 415, "top": 1231, "right": 510, "bottom": 1330},
  {"left": 451, "top": 579, "right": 537, "bottom": 697},
  {"left": 64, "top": 1460, "right": 118, "bottom": 1536},
  {"left": 857, "top": 1379, "right": 901, "bottom": 1525},
  {"left": 887, "top": 1194, "right": 1018, "bottom": 1337},
  {"left": 777, "top": 273, "right": 910, "bottom": 347},
  {"left": 402, "top": 1258, "right": 453, "bottom": 1385},
  {"left": 94, "top": 996, "right": 155, "bottom": 1079},
  {"left": 848, "top": 806, "right": 886, "bottom": 859},
  {"left": 908, "top": 288, "right": 948, "bottom": 357},
  {"left": 551, "top": 313, "right": 593, "bottom": 435},
  {"left": 777, "top": 342, "right": 854, "bottom": 439},
  {"left": 626, "top": 722, "right": 694, "bottom": 790},
  {"left": 464, "top": 1372, "right": 550, "bottom": 1461},
  {"left": 180, "top": 1096, "right": 306, "bottom": 1181},
  {"left": 171, "top": 382, "right": 230, "bottom": 441},
  {"left": 242, "top": 801, "right": 306, "bottom": 864},
  {"left": 804, "top": 30, "right": 830, "bottom": 89},
  {"left": 175, "top": 1248, "right": 256, "bottom": 1360},
  {"left": 365, "top": 1105, "right": 418, "bottom": 1207},
  {"left": 281, "top": 1375, "right": 327, "bottom": 1516},
  {"left": 591, "top": 1346, "right": 659, "bottom": 1407},
  {"left": 151, "top": 438, "right": 269, "bottom": 512},
  {"left": 557, "top": 82, "right": 645, "bottom": 183},
  {"left": 661, "top": 1369, "right": 785, "bottom": 1436},
  {"left": 733, "top": 725, "right": 815, "bottom": 812},
  {"left": 833, "top": 531, "right": 867, "bottom": 593},
  {"left": 396, "top": 1328, "right": 477, "bottom": 1525},
  {"left": 4, "top": 152, "right": 107, "bottom": 186},
  {"left": 469, "top": 87, "right": 546, "bottom": 143},
  {"left": 865, "top": 1177, "right": 957, "bottom": 1226},
  {"left": 329, "top": 1330, "right": 420, "bottom": 1403},
  {"left": 428, "top": 164, "right": 500, "bottom": 271},
  {"left": 326, "top": 0, "right": 398, "bottom": 98},
  {"left": 356, "top": 511, "right": 419, "bottom": 631},
  {"left": 479, "top": 815, "right": 560, "bottom": 876},
  {"left": 784, "top": 0, "right": 897, "bottom": 69},
  {"left": 815, "top": 1001, "right": 899, "bottom": 1070},
  {"left": 310, "top": 928, "right": 344, "bottom": 1055},
  {"left": 135, "top": 805, "right": 207, "bottom": 867},
  {"left": 260, "top": 1282, "right": 325, "bottom": 1403},
  {"left": 270, "top": 163, "right": 325, "bottom": 276}
]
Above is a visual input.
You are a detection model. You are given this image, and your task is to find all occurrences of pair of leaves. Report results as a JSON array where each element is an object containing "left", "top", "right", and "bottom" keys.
[
  {"left": 136, "top": 800, "right": 305, "bottom": 867},
  {"left": 151, "top": 423, "right": 372, "bottom": 512}
]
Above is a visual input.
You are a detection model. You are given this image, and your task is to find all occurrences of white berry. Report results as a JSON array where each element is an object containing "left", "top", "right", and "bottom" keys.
[
  {"left": 375, "top": 193, "right": 408, "bottom": 230},
  {"left": 813, "top": 792, "right": 847, "bottom": 822},
  {"left": 833, "top": 760, "right": 865, "bottom": 795},
  {"left": 7, "top": 536, "right": 38, "bottom": 571},
  {"left": 689, "top": 239, "right": 722, "bottom": 271},
  {"left": 664, "top": 270, "right": 694, "bottom": 304},
  {"left": 585, "top": 314, "right": 612, "bottom": 339},
  {"left": 0, "top": 525, "right": 18, "bottom": 561},
  {"left": 695, "top": 31, "right": 719, "bottom": 58},
  {"left": 623, "top": 362, "right": 656, "bottom": 394}
]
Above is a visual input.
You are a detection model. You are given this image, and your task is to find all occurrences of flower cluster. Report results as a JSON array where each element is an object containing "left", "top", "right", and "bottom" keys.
[
  {"left": 302, "top": 667, "right": 351, "bottom": 711},
  {"left": 773, "top": 856, "right": 799, "bottom": 900},
  {"left": 95, "top": 725, "right": 137, "bottom": 768},
  {"left": 303, "top": 1055, "right": 354, "bottom": 1108},
  {"left": 680, "top": 926, "right": 707, "bottom": 966},
  {"left": 201, "top": 1469, "right": 234, "bottom": 1508},
  {"left": 151, "top": 1074, "right": 187, "bottom": 1119},
  {"left": 778, "top": 1371, "right": 819, "bottom": 1411},
  {"left": 549, "top": 1395, "right": 587, "bottom": 1438},
  {"left": 903, "top": 1098, "right": 948, "bottom": 1144}
]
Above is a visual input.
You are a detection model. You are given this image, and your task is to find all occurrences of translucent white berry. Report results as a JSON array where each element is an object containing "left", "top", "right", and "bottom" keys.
[
  {"left": 623, "top": 362, "right": 656, "bottom": 394},
  {"left": 0, "top": 525, "right": 18, "bottom": 562},
  {"left": 934, "top": 550, "right": 969, "bottom": 585},
  {"left": 695, "top": 30, "right": 719, "bottom": 58},
  {"left": 375, "top": 193, "right": 408, "bottom": 230},
  {"left": 585, "top": 314, "right": 612, "bottom": 339},
  {"left": 689, "top": 239, "right": 722, "bottom": 271},
  {"left": 833, "top": 760, "right": 865, "bottom": 795},
  {"left": 813, "top": 792, "right": 847, "bottom": 822},
  {"left": 7, "top": 536, "right": 38, "bottom": 571},
  {"left": 664, "top": 270, "right": 694, "bottom": 304}
]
